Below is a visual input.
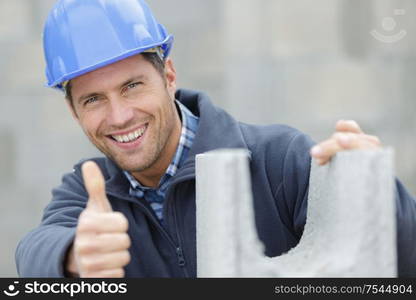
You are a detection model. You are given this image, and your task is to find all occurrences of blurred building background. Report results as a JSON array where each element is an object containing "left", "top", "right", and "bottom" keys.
[{"left": 0, "top": 0, "right": 415, "bottom": 276}]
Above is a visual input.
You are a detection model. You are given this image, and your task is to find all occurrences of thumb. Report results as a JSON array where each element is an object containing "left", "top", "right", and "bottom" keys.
[{"left": 81, "top": 161, "right": 112, "bottom": 212}]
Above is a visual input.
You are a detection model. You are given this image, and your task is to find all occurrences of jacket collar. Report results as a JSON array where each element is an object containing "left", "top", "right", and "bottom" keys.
[
  {"left": 176, "top": 89, "right": 249, "bottom": 159},
  {"left": 102, "top": 89, "right": 249, "bottom": 195}
]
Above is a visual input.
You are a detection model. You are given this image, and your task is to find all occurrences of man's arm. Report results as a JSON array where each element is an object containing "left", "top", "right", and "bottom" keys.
[
  {"left": 395, "top": 179, "right": 416, "bottom": 277},
  {"left": 16, "top": 161, "right": 131, "bottom": 278},
  {"left": 15, "top": 167, "right": 85, "bottom": 277}
]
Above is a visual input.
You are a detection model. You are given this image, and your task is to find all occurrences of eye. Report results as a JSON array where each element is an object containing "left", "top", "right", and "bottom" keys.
[
  {"left": 126, "top": 82, "right": 141, "bottom": 90},
  {"left": 121, "top": 82, "right": 142, "bottom": 97},
  {"left": 83, "top": 96, "right": 99, "bottom": 106}
]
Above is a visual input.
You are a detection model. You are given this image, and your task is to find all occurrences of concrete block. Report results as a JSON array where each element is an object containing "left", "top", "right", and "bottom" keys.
[{"left": 196, "top": 148, "right": 396, "bottom": 277}]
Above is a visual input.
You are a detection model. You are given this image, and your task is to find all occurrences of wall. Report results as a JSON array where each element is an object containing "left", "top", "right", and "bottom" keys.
[{"left": 0, "top": 0, "right": 414, "bottom": 276}]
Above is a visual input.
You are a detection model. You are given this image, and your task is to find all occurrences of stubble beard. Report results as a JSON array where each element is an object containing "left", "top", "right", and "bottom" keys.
[
  {"left": 94, "top": 125, "right": 167, "bottom": 173},
  {"left": 92, "top": 110, "right": 177, "bottom": 174}
]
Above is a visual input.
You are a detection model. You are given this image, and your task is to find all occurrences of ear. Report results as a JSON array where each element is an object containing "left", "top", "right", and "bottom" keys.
[{"left": 164, "top": 58, "right": 177, "bottom": 100}]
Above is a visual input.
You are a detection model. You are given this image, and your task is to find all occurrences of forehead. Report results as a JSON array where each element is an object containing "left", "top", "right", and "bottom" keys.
[{"left": 70, "top": 54, "right": 152, "bottom": 93}]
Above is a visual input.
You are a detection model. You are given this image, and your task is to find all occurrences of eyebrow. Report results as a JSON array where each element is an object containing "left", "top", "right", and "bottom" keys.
[
  {"left": 118, "top": 75, "right": 146, "bottom": 90},
  {"left": 76, "top": 75, "right": 147, "bottom": 104}
]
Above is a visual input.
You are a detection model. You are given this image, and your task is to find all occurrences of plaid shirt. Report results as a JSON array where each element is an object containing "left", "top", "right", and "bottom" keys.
[{"left": 124, "top": 101, "right": 199, "bottom": 224}]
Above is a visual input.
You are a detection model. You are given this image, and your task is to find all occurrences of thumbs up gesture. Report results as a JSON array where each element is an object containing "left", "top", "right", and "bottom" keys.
[{"left": 66, "top": 161, "right": 131, "bottom": 277}]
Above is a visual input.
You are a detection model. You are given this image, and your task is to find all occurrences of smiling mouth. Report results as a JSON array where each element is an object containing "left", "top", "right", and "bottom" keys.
[{"left": 109, "top": 124, "right": 148, "bottom": 143}]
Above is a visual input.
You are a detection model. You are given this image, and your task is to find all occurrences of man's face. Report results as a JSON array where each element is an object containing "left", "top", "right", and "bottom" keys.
[{"left": 69, "top": 54, "right": 180, "bottom": 175}]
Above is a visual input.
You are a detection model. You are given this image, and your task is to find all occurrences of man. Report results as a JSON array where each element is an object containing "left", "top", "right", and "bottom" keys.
[{"left": 16, "top": 0, "right": 416, "bottom": 277}]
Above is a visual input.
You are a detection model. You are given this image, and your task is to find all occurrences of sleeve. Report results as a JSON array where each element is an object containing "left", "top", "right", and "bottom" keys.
[
  {"left": 395, "top": 179, "right": 416, "bottom": 277},
  {"left": 15, "top": 166, "right": 88, "bottom": 277},
  {"left": 281, "top": 132, "right": 315, "bottom": 239}
]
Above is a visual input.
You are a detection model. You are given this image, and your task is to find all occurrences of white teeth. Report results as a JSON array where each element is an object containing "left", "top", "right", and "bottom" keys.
[{"left": 111, "top": 126, "right": 146, "bottom": 143}]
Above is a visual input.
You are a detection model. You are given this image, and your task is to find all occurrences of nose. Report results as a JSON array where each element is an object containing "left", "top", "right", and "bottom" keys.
[{"left": 106, "top": 96, "right": 134, "bottom": 128}]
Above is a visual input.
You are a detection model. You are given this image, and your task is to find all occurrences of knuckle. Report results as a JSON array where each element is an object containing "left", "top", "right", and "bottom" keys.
[
  {"left": 78, "top": 257, "right": 93, "bottom": 273},
  {"left": 77, "top": 219, "right": 89, "bottom": 233},
  {"left": 74, "top": 239, "right": 86, "bottom": 254},
  {"left": 341, "top": 119, "right": 356, "bottom": 127},
  {"left": 121, "top": 251, "right": 131, "bottom": 265},
  {"left": 74, "top": 237, "right": 86, "bottom": 251},
  {"left": 368, "top": 135, "right": 381, "bottom": 144},
  {"left": 77, "top": 240, "right": 98, "bottom": 255},
  {"left": 336, "top": 119, "right": 345, "bottom": 126},
  {"left": 77, "top": 216, "right": 97, "bottom": 233},
  {"left": 117, "top": 268, "right": 125, "bottom": 277},
  {"left": 78, "top": 210, "right": 88, "bottom": 220},
  {"left": 113, "top": 211, "right": 124, "bottom": 218},
  {"left": 349, "top": 132, "right": 358, "bottom": 140},
  {"left": 113, "top": 268, "right": 125, "bottom": 278},
  {"left": 79, "top": 209, "right": 96, "bottom": 219},
  {"left": 122, "top": 234, "right": 132, "bottom": 249},
  {"left": 332, "top": 132, "right": 344, "bottom": 140},
  {"left": 114, "top": 212, "right": 129, "bottom": 231},
  {"left": 81, "top": 258, "right": 100, "bottom": 273}
]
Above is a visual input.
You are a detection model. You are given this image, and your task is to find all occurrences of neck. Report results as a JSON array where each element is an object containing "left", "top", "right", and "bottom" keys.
[{"left": 131, "top": 114, "right": 182, "bottom": 188}]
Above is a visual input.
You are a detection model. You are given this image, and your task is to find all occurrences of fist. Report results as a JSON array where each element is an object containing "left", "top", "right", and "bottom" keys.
[
  {"left": 66, "top": 161, "right": 131, "bottom": 278},
  {"left": 310, "top": 120, "right": 382, "bottom": 165}
]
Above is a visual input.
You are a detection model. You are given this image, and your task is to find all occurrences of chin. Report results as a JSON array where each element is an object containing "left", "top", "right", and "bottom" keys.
[{"left": 114, "top": 156, "right": 154, "bottom": 173}]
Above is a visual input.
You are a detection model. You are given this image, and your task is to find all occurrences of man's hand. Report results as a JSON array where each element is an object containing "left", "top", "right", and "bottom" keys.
[
  {"left": 310, "top": 120, "right": 382, "bottom": 165},
  {"left": 66, "top": 161, "right": 131, "bottom": 278}
]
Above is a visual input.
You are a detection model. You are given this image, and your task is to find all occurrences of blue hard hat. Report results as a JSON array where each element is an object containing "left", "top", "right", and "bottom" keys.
[{"left": 43, "top": 0, "right": 173, "bottom": 90}]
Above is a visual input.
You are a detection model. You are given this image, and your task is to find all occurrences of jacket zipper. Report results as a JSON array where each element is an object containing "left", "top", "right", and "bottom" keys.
[
  {"left": 107, "top": 191, "right": 189, "bottom": 277},
  {"left": 163, "top": 173, "right": 196, "bottom": 278},
  {"left": 170, "top": 194, "right": 189, "bottom": 276},
  {"left": 176, "top": 247, "right": 186, "bottom": 267}
]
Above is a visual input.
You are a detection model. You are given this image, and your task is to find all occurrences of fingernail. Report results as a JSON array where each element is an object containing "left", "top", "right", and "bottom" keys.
[{"left": 310, "top": 146, "right": 322, "bottom": 156}]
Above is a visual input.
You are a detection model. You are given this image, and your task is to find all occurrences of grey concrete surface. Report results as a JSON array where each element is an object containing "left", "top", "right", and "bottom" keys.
[
  {"left": 0, "top": 0, "right": 415, "bottom": 277},
  {"left": 196, "top": 149, "right": 396, "bottom": 277}
]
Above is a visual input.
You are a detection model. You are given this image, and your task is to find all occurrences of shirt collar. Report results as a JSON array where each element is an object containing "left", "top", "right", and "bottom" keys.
[{"left": 123, "top": 99, "right": 199, "bottom": 192}]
